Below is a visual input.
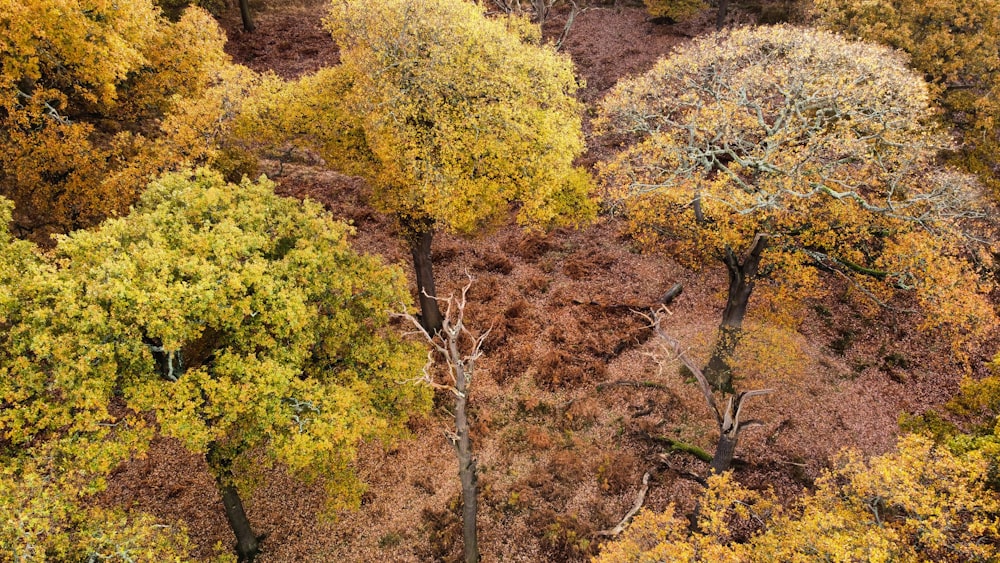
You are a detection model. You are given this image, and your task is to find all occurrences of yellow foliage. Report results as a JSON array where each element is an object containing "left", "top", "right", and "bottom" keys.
[
  {"left": 643, "top": 0, "right": 706, "bottom": 21},
  {"left": 816, "top": 0, "right": 1000, "bottom": 197},
  {"left": 0, "top": 447, "right": 214, "bottom": 562},
  {"left": 0, "top": 0, "right": 235, "bottom": 243},
  {"left": 0, "top": 170, "right": 430, "bottom": 515},
  {"left": 597, "top": 25, "right": 995, "bottom": 348},
  {"left": 815, "top": 0, "right": 1000, "bottom": 132},
  {"left": 596, "top": 435, "right": 1000, "bottom": 562},
  {"left": 266, "top": 0, "right": 596, "bottom": 235}
]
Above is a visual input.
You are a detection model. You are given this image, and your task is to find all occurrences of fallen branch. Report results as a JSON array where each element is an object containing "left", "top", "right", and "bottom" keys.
[
  {"left": 596, "top": 472, "right": 652, "bottom": 537},
  {"left": 644, "top": 433, "right": 712, "bottom": 463},
  {"left": 596, "top": 379, "right": 669, "bottom": 392},
  {"left": 660, "top": 282, "right": 683, "bottom": 306}
]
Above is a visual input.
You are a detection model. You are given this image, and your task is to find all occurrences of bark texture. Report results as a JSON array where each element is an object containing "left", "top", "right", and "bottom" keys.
[
  {"left": 454, "top": 366, "right": 479, "bottom": 563},
  {"left": 208, "top": 445, "right": 260, "bottom": 562},
  {"left": 409, "top": 229, "right": 444, "bottom": 335},
  {"left": 704, "top": 235, "right": 768, "bottom": 392},
  {"left": 239, "top": 0, "right": 256, "bottom": 32},
  {"left": 716, "top": 0, "right": 729, "bottom": 29}
]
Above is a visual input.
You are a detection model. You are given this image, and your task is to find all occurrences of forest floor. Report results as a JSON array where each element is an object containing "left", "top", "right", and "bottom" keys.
[{"left": 99, "top": 1, "right": 999, "bottom": 561}]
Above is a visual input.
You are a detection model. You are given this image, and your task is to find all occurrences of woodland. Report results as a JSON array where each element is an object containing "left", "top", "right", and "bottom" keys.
[{"left": 2, "top": 0, "right": 1000, "bottom": 561}]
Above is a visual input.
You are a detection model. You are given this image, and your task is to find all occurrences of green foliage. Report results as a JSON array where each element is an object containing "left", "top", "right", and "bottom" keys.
[
  {"left": 261, "top": 0, "right": 596, "bottom": 235},
  {"left": 0, "top": 169, "right": 430, "bottom": 516},
  {"left": 596, "top": 25, "right": 995, "bottom": 347}
]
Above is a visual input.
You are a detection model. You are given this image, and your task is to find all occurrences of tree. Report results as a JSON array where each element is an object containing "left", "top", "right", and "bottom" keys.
[
  {"left": 814, "top": 0, "right": 1000, "bottom": 192},
  {"left": 648, "top": 307, "right": 772, "bottom": 473},
  {"left": 0, "top": 170, "right": 430, "bottom": 561},
  {"left": 642, "top": 0, "right": 706, "bottom": 23},
  {"left": 263, "top": 0, "right": 595, "bottom": 333},
  {"left": 396, "top": 277, "right": 490, "bottom": 563},
  {"left": 596, "top": 25, "right": 994, "bottom": 394},
  {"left": 0, "top": 0, "right": 240, "bottom": 243},
  {"left": 238, "top": 0, "right": 255, "bottom": 32},
  {"left": 595, "top": 434, "right": 1000, "bottom": 562},
  {"left": 0, "top": 449, "right": 209, "bottom": 562}
]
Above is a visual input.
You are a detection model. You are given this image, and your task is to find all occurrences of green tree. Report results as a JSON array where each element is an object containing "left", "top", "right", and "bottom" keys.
[
  {"left": 815, "top": 0, "right": 1000, "bottom": 197},
  {"left": 0, "top": 0, "right": 242, "bottom": 243},
  {"left": 0, "top": 170, "right": 430, "bottom": 561},
  {"left": 596, "top": 25, "right": 994, "bottom": 394},
  {"left": 261, "top": 0, "right": 595, "bottom": 333}
]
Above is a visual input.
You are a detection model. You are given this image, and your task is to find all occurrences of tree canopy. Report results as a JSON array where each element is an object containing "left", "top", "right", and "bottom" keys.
[
  {"left": 595, "top": 433, "right": 1000, "bottom": 562},
  {"left": 0, "top": 0, "right": 244, "bottom": 242},
  {"left": 815, "top": 0, "right": 1000, "bottom": 196},
  {"left": 314, "top": 0, "right": 595, "bottom": 235},
  {"left": 0, "top": 169, "right": 430, "bottom": 557},
  {"left": 815, "top": 0, "right": 1000, "bottom": 132},
  {"left": 251, "top": 0, "right": 596, "bottom": 331},
  {"left": 597, "top": 25, "right": 994, "bottom": 389}
]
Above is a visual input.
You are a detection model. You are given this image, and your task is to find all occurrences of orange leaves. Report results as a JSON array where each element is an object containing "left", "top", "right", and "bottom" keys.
[{"left": 0, "top": 0, "right": 236, "bottom": 243}]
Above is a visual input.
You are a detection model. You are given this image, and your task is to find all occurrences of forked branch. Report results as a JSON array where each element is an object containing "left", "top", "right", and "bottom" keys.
[{"left": 641, "top": 305, "right": 773, "bottom": 472}]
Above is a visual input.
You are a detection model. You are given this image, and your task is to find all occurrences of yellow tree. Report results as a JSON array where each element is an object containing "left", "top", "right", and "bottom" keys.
[
  {"left": 643, "top": 0, "right": 706, "bottom": 22},
  {"left": 595, "top": 434, "right": 1000, "bottom": 562},
  {"left": 0, "top": 0, "right": 239, "bottom": 243},
  {"left": 0, "top": 170, "right": 430, "bottom": 561},
  {"left": 597, "top": 25, "right": 994, "bottom": 393},
  {"left": 815, "top": 0, "right": 1000, "bottom": 196},
  {"left": 265, "top": 0, "right": 595, "bottom": 333}
]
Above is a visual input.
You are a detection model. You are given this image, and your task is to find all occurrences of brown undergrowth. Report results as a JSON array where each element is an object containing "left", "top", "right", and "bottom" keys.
[{"left": 95, "top": 1, "right": 999, "bottom": 561}]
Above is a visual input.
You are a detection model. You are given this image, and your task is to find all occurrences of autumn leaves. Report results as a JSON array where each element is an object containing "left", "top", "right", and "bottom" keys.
[{"left": 0, "top": 0, "right": 997, "bottom": 560}]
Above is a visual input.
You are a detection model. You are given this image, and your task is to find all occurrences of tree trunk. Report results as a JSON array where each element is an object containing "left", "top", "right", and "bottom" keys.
[
  {"left": 239, "top": 0, "right": 255, "bottom": 32},
  {"left": 710, "top": 430, "right": 739, "bottom": 474},
  {"left": 703, "top": 235, "right": 768, "bottom": 393},
  {"left": 453, "top": 347, "right": 479, "bottom": 563},
  {"left": 409, "top": 229, "right": 444, "bottom": 335},
  {"left": 716, "top": 0, "right": 729, "bottom": 29},
  {"left": 219, "top": 481, "right": 260, "bottom": 562},
  {"left": 208, "top": 446, "right": 260, "bottom": 562}
]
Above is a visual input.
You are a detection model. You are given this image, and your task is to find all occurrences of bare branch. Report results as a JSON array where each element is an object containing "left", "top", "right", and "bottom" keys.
[
  {"left": 733, "top": 389, "right": 774, "bottom": 431},
  {"left": 643, "top": 306, "right": 723, "bottom": 426}
]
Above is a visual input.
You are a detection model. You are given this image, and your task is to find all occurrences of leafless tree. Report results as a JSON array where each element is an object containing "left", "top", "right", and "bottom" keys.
[{"left": 395, "top": 276, "right": 489, "bottom": 563}]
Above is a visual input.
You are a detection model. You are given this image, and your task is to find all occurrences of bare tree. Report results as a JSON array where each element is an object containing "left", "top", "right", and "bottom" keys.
[
  {"left": 395, "top": 277, "right": 489, "bottom": 563},
  {"left": 645, "top": 306, "right": 772, "bottom": 473}
]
